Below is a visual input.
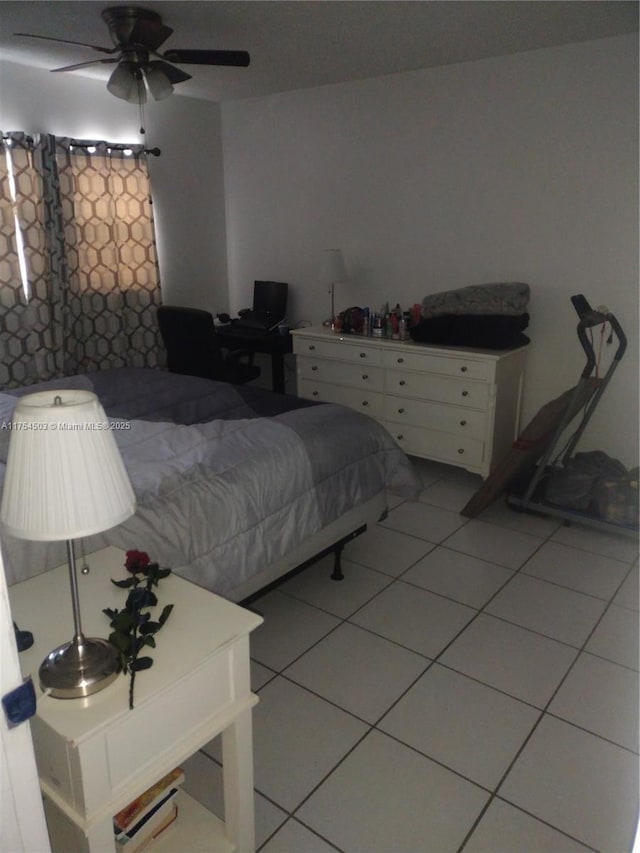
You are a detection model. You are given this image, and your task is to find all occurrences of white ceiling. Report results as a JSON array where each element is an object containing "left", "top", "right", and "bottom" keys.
[{"left": 0, "top": 1, "right": 637, "bottom": 102}]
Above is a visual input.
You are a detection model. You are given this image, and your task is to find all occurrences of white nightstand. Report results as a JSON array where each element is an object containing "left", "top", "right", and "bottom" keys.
[{"left": 8, "top": 546, "right": 263, "bottom": 853}]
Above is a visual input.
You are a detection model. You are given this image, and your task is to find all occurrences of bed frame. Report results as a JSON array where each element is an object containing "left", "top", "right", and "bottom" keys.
[{"left": 229, "top": 491, "right": 388, "bottom": 603}]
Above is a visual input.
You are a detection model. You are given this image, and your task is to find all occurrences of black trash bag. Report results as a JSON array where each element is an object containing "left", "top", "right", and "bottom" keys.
[{"left": 545, "top": 451, "right": 638, "bottom": 526}]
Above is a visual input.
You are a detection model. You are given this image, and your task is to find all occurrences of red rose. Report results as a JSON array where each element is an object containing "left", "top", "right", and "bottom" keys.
[{"left": 125, "top": 550, "right": 151, "bottom": 574}]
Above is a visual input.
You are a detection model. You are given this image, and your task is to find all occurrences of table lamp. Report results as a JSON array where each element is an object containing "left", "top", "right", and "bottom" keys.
[
  {"left": 0, "top": 389, "right": 136, "bottom": 699},
  {"left": 322, "top": 248, "right": 348, "bottom": 327}
]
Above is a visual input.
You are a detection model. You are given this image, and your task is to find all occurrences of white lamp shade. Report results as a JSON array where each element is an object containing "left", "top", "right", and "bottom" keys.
[
  {"left": 107, "top": 63, "right": 137, "bottom": 101},
  {"left": 0, "top": 390, "right": 136, "bottom": 541},
  {"left": 144, "top": 66, "right": 174, "bottom": 100},
  {"left": 107, "top": 64, "right": 148, "bottom": 104},
  {"left": 322, "top": 249, "right": 348, "bottom": 284}
]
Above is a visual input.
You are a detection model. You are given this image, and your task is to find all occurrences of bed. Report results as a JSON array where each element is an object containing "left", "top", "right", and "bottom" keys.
[{"left": 0, "top": 368, "right": 417, "bottom": 601}]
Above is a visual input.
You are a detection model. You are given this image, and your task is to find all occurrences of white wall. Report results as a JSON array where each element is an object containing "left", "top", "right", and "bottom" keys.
[
  {"left": 0, "top": 61, "right": 228, "bottom": 313},
  {"left": 1, "top": 36, "right": 638, "bottom": 466},
  {"left": 147, "top": 95, "right": 229, "bottom": 313},
  {"left": 221, "top": 35, "right": 639, "bottom": 467}
]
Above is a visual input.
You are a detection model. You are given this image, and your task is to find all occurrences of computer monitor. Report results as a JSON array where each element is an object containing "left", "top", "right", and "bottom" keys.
[{"left": 253, "top": 281, "right": 288, "bottom": 322}]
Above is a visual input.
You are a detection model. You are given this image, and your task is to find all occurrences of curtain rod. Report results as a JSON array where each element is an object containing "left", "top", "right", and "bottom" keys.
[
  {"left": 68, "top": 140, "right": 161, "bottom": 157},
  {"left": 2, "top": 135, "right": 161, "bottom": 157}
]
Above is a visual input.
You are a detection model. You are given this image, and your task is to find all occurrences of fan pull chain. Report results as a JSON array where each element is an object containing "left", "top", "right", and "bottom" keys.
[{"left": 137, "top": 75, "right": 146, "bottom": 136}]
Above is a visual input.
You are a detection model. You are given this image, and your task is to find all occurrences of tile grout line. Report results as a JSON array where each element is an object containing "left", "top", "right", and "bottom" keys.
[
  {"left": 243, "top": 493, "right": 637, "bottom": 849},
  {"left": 457, "top": 549, "right": 640, "bottom": 851},
  {"left": 250, "top": 523, "right": 556, "bottom": 835}
]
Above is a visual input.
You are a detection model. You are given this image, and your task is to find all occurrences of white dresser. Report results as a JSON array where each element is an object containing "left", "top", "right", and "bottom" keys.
[{"left": 291, "top": 326, "right": 527, "bottom": 477}]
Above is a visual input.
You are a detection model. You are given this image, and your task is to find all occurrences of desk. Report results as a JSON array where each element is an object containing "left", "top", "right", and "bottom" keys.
[
  {"left": 9, "top": 546, "right": 263, "bottom": 853},
  {"left": 216, "top": 325, "right": 293, "bottom": 394}
]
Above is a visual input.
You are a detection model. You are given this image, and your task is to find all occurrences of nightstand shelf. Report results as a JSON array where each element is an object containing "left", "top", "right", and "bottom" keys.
[
  {"left": 40, "top": 789, "right": 234, "bottom": 853},
  {"left": 150, "top": 795, "right": 233, "bottom": 853},
  {"left": 9, "top": 546, "right": 263, "bottom": 853},
  {"left": 40, "top": 790, "right": 234, "bottom": 853}
]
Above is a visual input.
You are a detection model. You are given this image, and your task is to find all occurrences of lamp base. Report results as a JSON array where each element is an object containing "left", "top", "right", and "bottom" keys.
[{"left": 39, "top": 636, "right": 120, "bottom": 699}]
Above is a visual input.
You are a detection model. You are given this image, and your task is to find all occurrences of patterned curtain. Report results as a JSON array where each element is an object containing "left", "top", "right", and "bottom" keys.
[
  {"left": 0, "top": 133, "right": 164, "bottom": 388},
  {"left": 0, "top": 133, "right": 61, "bottom": 386}
]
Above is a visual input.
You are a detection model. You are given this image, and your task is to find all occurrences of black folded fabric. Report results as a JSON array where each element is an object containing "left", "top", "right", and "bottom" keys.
[{"left": 409, "top": 313, "right": 530, "bottom": 349}]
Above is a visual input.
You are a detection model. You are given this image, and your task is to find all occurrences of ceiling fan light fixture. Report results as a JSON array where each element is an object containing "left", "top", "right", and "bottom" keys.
[
  {"left": 107, "top": 62, "right": 136, "bottom": 100},
  {"left": 17, "top": 6, "right": 251, "bottom": 104},
  {"left": 143, "top": 66, "right": 173, "bottom": 100},
  {"left": 127, "top": 70, "right": 147, "bottom": 105},
  {"left": 106, "top": 63, "right": 148, "bottom": 104}
]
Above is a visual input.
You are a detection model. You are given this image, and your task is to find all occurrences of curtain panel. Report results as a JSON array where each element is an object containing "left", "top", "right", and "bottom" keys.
[
  {"left": 0, "top": 133, "right": 60, "bottom": 385},
  {"left": 0, "top": 133, "right": 164, "bottom": 388}
]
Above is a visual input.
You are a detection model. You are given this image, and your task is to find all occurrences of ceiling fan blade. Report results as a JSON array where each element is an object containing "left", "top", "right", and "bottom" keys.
[
  {"left": 102, "top": 7, "right": 173, "bottom": 52},
  {"left": 131, "top": 20, "right": 173, "bottom": 52},
  {"left": 14, "top": 32, "right": 117, "bottom": 54},
  {"left": 51, "top": 58, "right": 120, "bottom": 73},
  {"left": 146, "top": 60, "right": 191, "bottom": 84},
  {"left": 163, "top": 49, "right": 250, "bottom": 68}
]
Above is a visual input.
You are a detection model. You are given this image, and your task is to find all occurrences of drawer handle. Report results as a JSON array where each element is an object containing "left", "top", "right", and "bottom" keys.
[
  {"left": 312, "top": 365, "right": 318, "bottom": 371},
  {"left": 458, "top": 448, "right": 465, "bottom": 454},
  {"left": 398, "top": 408, "right": 405, "bottom": 414},
  {"left": 359, "top": 352, "right": 367, "bottom": 358},
  {"left": 397, "top": 357, "right": 404, "bottom": 363},
  {"left": 362, "top": 400, "right": 368, "bottom": 407},
  {"left": 460, "top": 366, "right": 468, "bottom": 373},
  {"left": 460, "top": 420, "right": 467, "bottom": 426},
  {"left": 397, "top": 434, "right": 404, "bottom": 440},
  {"left": 399, "top": 380, "right": 406, "bottom": 386},
  {"left": 312, "top": 391, "right": 319, "bottom": 397},
  {"left": 362, "top": 374, "right": 369, "bottom": 380},
  {"left": 308, "top": 345, "right": 315, "bottom": 351},
  {"left": 462, "top": 390, "right": 469, "bottom": 397}
]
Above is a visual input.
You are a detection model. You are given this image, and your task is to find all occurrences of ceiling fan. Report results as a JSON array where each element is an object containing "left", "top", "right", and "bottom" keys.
[{"left": 15, "top": 5, "right": 250, "bottom": 103}]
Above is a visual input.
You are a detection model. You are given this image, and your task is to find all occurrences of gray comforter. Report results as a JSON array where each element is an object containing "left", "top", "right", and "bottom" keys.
[{"left": 1, "top": 369, "right": 417, "bottom": 596}]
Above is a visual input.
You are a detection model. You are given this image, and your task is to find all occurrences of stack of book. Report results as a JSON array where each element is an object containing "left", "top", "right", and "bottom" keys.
[{"left": 113, "top": 767, "right": 185, "bottom": 853}]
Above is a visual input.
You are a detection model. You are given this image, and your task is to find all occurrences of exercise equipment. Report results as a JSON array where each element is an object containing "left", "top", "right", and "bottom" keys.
[{"left": 463, "top": 295, "right": 638, "bottom": 539}]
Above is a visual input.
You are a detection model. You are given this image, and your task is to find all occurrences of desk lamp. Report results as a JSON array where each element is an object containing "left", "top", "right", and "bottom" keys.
[
  {"left": 322, "top": 249, "right": 348, "bottom": 327},
  {"left": 0, "top": 389, "right": 136, "bottom": 699}
]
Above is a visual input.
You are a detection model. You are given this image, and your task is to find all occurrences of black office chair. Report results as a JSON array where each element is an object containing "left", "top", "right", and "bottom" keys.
[{"left": 157, "top": 305, "right": 261, "bottom": 385}]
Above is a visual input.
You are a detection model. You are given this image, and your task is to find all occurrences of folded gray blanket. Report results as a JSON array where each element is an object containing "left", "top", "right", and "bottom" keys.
[{"left": 422, "top": 282, "right": 530, "bottom": 318}]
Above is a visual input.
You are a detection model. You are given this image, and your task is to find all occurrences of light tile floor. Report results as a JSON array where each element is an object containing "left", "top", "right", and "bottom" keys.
[{"left": 183, "top": 457, "right": 639, "bottom": 852}]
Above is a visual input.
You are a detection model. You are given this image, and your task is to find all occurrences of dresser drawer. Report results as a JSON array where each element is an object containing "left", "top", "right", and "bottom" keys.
[
  {"left": 294, "top": 337, "right": 382, "bottom": 365},
  {"left": 382, "top": 349, "right": 491, "bottom": 381},
  {"left": 386, "top": 370, "right": 490, "bottom": 409},
  {"left": 300, "top": 358, "right": 384, "bottom": 391},
  {"left": 385, "top": 421, "right": 485, "bottom": 467},
  {"left": 299, "top": 380, "right": 384, "bottom": 419},
  {"left": 383, "top": 397, "right": 487, "bottom": 439}
]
